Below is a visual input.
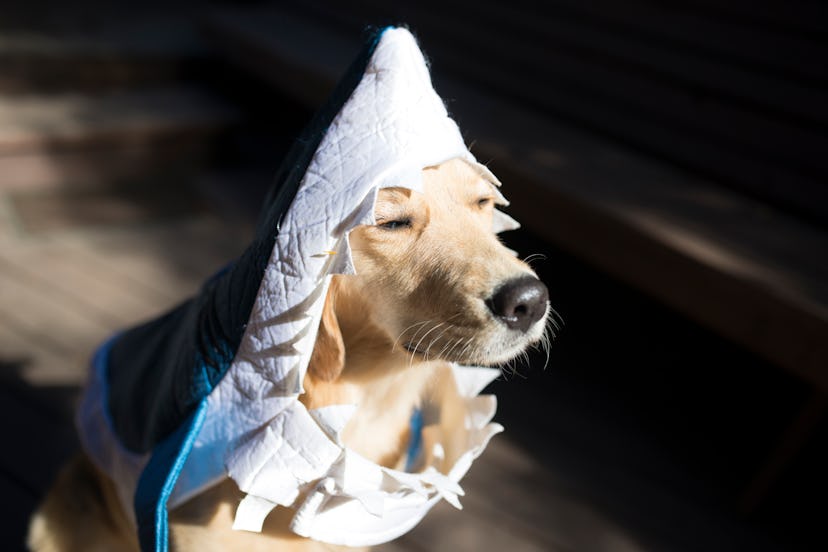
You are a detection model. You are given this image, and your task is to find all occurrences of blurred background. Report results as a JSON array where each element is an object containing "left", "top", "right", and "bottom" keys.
[{"left": 1, "top": 1, "right": 826, "bottom": 550}]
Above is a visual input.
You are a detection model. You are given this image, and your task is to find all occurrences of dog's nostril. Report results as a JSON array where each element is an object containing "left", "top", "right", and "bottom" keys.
[{"left": 486, "top": 276, "right": 549, "bottom": 332}]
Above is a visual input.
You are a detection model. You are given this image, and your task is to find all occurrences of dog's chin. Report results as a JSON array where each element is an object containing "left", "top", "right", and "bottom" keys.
[{"left": 401, "top": 316, "right": 548, "bottom": 366}]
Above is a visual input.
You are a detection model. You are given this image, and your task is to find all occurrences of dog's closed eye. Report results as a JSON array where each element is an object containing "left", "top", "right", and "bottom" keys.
[
  {"left": 377, "top": 217, "right": 413, "bottom": 230},
  {"left": 476, "top": 196, "right": 495, "bottom": 209}
]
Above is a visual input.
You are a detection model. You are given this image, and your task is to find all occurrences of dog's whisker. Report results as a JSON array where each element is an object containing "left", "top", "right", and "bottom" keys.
[
  {"left": 407, "top": 320, "right": 444, "bottom": 367},
  {"left": 540, "top": 328, "right": 552, "bottom": 370},
  {"left": 414, "top": 322, "right": 442, "bottom": 355},
  {"left": 393, "top": 320, "right": 431, "bottom": 351},
  {"left": 427, "top": 324, "right": 455, "bottom": 355},
  {"left": 457, "top": 336, "right": 476, "bottom": 364},
  {"left": 513, "top": 364, "right": 529, "bottom": 379},
  {"left": 521, "top": 253, "right": 547, "bottom": 266},
  {"left": 406, "top": 322, "right": 433, "bottom": 350},
  {"left": 444, "top": 336, "right": 465, "bottom": 360},
  {"left": 548, "top": 305, "right": 565, "bottom": 329},
  {"left": 436, "top": 342, "right": 449, "bottom": 359},
  {"left": 545, "top": 316, "right": 560, "bottom": 340},
  {"left": 398, "top": 313, "right": 464, "bottom": 359}
]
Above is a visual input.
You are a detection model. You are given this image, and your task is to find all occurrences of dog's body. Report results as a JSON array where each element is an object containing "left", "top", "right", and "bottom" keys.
[{"left": 28, "top": 159, "right": 549, "bottom": 551}]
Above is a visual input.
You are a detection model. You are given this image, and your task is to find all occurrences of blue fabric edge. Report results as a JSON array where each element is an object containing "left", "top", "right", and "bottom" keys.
[
  {"left": 135, "top": 399, "right": 208, "bottom": 552},
  {"left": 405, "top": 408, "right": 424, "bottom": 473}
]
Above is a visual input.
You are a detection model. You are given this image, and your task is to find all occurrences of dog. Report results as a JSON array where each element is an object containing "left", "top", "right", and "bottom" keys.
[{"left": 28, "top": 158, "right": 550, "bottom": 551}]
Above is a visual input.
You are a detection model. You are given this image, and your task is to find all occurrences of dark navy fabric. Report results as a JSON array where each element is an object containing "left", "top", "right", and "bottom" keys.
[{"left": 106, "top": 27, "right": 389, "bottom": 454}]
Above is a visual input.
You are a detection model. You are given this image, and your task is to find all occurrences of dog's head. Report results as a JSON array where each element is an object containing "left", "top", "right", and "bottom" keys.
[{"left": 311, "top": 158, "right": 549, "bottom": 381}]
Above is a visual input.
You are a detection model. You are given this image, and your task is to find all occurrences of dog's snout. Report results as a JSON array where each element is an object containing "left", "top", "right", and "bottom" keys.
[{"left": 486, "top": 276, "right": 548, "bottom": 332}]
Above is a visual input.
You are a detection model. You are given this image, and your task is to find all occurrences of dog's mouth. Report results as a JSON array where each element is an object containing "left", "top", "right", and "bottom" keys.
[{"left": 403, "top": 342, "right": 427, "bottom": 356}]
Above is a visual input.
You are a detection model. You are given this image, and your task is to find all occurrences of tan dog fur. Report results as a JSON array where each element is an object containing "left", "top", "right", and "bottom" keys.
[{"left": 28, "top": 159, "right": 547, "bottom": 551}]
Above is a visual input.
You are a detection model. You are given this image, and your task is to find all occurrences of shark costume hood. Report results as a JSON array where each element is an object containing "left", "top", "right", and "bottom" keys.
[{"left": 77, "top": 27, "right": 519, "bottom": 551}]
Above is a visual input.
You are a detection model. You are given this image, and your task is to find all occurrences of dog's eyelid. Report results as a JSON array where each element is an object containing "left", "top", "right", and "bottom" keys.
[
  {"left": 476, "top": 196, "right": 495, "bottom": 208},
  {"left": 376, "top": 217, "right": 413, "bottom": 230}
]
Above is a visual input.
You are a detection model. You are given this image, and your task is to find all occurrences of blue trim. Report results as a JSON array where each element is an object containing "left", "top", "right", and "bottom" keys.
[
  {"left": 405, "top": 408, "right": 424, "bottom": 472},
  {"left": 135, "top": 398, "right": 208, "bottom": 552}
]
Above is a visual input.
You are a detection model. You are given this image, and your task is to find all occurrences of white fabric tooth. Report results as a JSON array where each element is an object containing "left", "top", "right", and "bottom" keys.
[
  {"left": 329, "top": 236, "right": 356, "bottom": 275},
  {"left": 447, "top": 451, "right": 475, "bottom": 482},
  {"left": 464, "top": 158, "right": 503, "bottom": 188},
  {"left": 493, "top": 209, "right": 521, "bottom": 233},
  {"left": 339, "top": 187, "right": 380, "bottom": 233},
  {"left": 489, "top": 184, "right": 510, "bottom": 206},
  {"left": 451, "top": 365, "right": 500, "bottom": 397},
  {"left": 357, "top": 186, "right": 379, "bottom": 227},
  {"left": 233, "top": 495, "right": 278, "bottom": 533},
  {"left": 309, "top": 405, "right": 358, "bottom": 445},
  {"left": 470, "top": 423, "right": 505, "bottom": 456},
  {"left": 377, "top": 163, "right": 425, "bottom": 194},
  {"left": 290, "top": 478, "right": 336, "bottom": 537},
  {"left": 439, "top": 489, "right": 463, "bottom": 510},
  {"left": 420, "top": 469, "right": 465, "bottom": 497},
  {"left": 464, "top": 395, "right": 498, "bottom": 429},
  {"left": 280, "top": 362, "right": 305, "bottom": 396},
  {"left": 354, "top": 491, "right": 385, "bottom": 517},
  {"left": 336, "top": 450, "right": 385, "bottom": 495},
  {"left": 381, "top": 469, "right": 429, "bottom": 496}
]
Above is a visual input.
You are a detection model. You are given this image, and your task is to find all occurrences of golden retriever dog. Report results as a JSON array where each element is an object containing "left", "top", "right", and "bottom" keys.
[{"left": 28, "top": 158, "right": 550, "bottom": 552}]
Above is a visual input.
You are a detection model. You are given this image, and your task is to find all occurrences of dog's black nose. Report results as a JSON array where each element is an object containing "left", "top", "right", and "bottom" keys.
[{"left": 486, "top": 276, "right": 549, "bottom": 332}]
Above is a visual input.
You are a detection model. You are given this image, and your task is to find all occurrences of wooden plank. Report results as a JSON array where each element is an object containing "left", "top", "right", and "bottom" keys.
[
  {"left": 0, "top": 217, "right": 246, "bottom": 382},
  {"left": 201, "top": 7, "right": 828, "bottom": 388},
  {"left": 0, "top": 247, "right": 124, "bottom": 329},
  {"left": 44, "top": 236, "right": 188, "bottom": 307},
  {"left": 0, "top": 317, "right": 86, "bottom": 385},
  {"left": 0, "top": 19, "right": 205, "bottom": 94},
  {"left": 0, "top": 217, "right": 248, "bottom": 384},
  {"left": 0, "top": 139, "right": 208, "bottom": 193},
  {"left": 57, "top": 217, "right": 249, "bottom": 294},
  {"left": 8, "top": 179, "right": 209, "bottom": 234},
  {"left": 0, "top": 258, "right": 109, "bottom": 355},
  {"left": 0, "top": 242, "right": 166, "bottom": 327},
  {"left": 0, "top": 86, "right": 238, "bottom": 194},
  {"left": 0, "top": 87, "right": 237, "bottom": 155}
]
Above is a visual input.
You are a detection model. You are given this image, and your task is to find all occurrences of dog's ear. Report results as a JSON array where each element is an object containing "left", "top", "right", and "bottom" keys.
[{"left": 308, "top": 281, "right": 345, "bottom": 382}]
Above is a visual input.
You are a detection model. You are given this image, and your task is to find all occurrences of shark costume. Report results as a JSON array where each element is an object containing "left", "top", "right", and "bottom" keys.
[{"left": 77, "top": 27, "right": 521, "bottom": 552}]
